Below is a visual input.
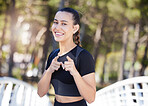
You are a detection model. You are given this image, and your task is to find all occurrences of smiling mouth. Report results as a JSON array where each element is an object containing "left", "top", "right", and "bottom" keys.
[{"left": 55, "top": 32, "right": 64, "bottom": 37}]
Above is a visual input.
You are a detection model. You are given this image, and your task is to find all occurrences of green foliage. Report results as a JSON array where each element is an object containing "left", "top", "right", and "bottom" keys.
[
  {"left": 126, "top": 0, "right": 140, "bottom": 8},
  {"left": 142, "top": 59, "right": 148, "bottom": 66},
  {"left": 48, "top": 0, "right": 60, "bottom": 7},
  {"left": 88, "top": 18, "right": 100, "bottom": 33},
  {"left": 12, "top": 68, "right": 22, "bottom": 80},
  {"left": 137, "top": 44, "right": 147, "bottom": 59},
  {"left": 98, "top": 1, "right": 107, "bottom": 9},
  {"left": 0, "top": 14, "right": 5, "bottom": 29},
  {"left": 107, "top": 0, "right": 125, "bottom": 20},
  {"left": 15, "top": 0, "right": 26, "bottom": 9},
  {"left": 109, "top": 71, "right": 118, "bottom": 81},
  {"left": 125, "top": 8, "right": 140, "bottom": 22},
  {"left": 0, "top": 0, "right": 9, "bottom": 14},
  {"left": 124, "top": 61, "right": 131, "bottom": 70},
  {"left": 107, "top": 52, "right": 121, "bottom": 73},
  {"left": 95, "top": 56, "right": 105, "bottom": 74},
  {"left": 81, "top": 34, "right": 94, "bottom": 52},
  {"left": 2, "top": 51, "right": 8, "bottom": 60}
]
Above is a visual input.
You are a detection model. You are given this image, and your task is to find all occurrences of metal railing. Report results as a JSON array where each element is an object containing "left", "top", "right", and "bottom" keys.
[
  {"left": 89, "top": 76, "right": 148, "bottom": 106},
  {"left": 0, "top": 77, "right": 52, "bottom": 106}
]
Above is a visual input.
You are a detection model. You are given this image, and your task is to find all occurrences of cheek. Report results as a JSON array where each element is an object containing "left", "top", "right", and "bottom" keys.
[
  {"left": 63, "top": 26, "right": 73, "bottom": 33},
  {"left": 51, "top": 25, "right": 55, "bottom": 32}
]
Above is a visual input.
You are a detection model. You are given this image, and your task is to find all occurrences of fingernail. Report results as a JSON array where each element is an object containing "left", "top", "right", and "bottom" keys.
[{"left": 62, "top": 65, "right": 65, "bottom": 69}]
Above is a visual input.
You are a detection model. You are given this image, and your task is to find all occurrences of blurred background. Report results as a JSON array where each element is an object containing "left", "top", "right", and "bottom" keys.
[{"left": 0, "top": 0, "right": 148, "bottom": 101}]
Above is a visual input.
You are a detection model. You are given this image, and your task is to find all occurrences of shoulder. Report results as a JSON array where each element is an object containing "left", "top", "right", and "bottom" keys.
[
  {"left": 49, "top": 49, "right": 60, "bottom": 59},
  {"left": 78, "top": 47, "right": 93, "bottom": 60},
  {"left": 51, "top": 48, "right": 60, "bottom": 54},
  {"left": 77, "top": 47, "right": 94, "bottom": 64},
  {"left": 77, "top": 47, "right": 95, "bottom": 76}
]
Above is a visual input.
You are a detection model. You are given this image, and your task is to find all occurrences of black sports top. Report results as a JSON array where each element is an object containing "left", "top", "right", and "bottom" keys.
[{"left": 45, "top": 45, "right": 95, "bottom": 96}]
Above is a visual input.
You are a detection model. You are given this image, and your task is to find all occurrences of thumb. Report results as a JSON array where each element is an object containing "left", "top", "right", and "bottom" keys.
[
  {"left": 54, "top": 56, "right": 59, "bottom": 61},
  {"left": 66, "top": 56, "right": 73, "bottom": 62}
]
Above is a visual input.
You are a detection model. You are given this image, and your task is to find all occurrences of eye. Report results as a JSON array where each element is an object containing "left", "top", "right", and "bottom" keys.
[
  {"left": 62, "top": 23, "right": 67, "bottom": 25},
  {"left": 53, "top": 21, "right": 58, "bottom": 24}
]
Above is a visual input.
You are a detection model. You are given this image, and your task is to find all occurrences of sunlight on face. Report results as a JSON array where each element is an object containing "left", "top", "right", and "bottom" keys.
[{"left": 51, "top": 11, "right": 75, "bottom": 42}]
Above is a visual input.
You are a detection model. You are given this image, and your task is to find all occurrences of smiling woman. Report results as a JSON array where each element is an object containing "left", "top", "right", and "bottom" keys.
[
  {"left": 37, "top": 7, "right": 96, "bottom": 106},
  {"left": 52, "top": 11, "right": 79, "bottom": 45}
]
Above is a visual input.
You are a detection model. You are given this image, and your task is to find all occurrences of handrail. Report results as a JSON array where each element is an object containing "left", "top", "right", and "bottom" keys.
[
  {"left": 0, "top": 77, "right": 52, "bottom": 106},
  {"left": 89, "top": 76, "right": 148, "bottom": 106}
]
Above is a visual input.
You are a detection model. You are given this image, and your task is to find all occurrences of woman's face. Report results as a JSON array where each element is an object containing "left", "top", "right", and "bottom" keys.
[{"left": 52, "top": 11, "right": 77, "bottom": 43}]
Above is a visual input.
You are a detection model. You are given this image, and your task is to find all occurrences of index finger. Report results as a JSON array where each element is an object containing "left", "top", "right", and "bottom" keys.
[
  {"left": 66, "top": 56, "right": 73, "bottom": 62},
  {"left": 53, "top": 56, "right": 59, "bottom": 61}
]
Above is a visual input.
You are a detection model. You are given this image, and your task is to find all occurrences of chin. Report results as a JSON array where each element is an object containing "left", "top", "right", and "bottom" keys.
[{"left": 54, "top": 38, "right": 63, "bottom": 42}]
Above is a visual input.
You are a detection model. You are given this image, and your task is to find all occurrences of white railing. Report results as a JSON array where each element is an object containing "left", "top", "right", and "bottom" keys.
[
  {"left": 89, "top": 76, "right": 148, "bottom": 106},
  {"left": 0, "top": 77, "right": 52, "bottom": 106}
]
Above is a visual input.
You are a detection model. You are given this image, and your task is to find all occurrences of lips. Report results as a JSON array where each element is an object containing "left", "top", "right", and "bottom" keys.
[{"left": 55, "top": 32, "right": 64, "bottom": 37}]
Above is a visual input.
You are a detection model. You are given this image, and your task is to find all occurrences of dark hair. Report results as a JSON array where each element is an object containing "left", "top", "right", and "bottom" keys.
[{"left": 58, "top": 7, "right": 81, "bottom": 46}]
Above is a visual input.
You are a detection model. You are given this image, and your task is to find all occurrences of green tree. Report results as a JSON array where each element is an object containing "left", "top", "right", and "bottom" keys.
[{"left": 0, "top": 0, "right": 10, "bottom": 75}]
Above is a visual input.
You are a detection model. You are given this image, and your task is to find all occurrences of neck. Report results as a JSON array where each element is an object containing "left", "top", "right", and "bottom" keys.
[{"left": 58, "top": 41, "right": 76, "bottom": 56}]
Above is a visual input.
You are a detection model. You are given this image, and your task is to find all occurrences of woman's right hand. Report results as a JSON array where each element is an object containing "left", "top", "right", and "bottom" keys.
[
  {"left": 38, "top": 56, "right": 62, "bottom": 97},
  {"left": 48, "top": 56, "right": 62, "bottom": 73}
]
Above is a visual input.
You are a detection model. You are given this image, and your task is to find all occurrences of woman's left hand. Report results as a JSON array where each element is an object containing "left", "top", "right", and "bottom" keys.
[{"left": 64, "top": 56, "right": 78, "bottom": 76}]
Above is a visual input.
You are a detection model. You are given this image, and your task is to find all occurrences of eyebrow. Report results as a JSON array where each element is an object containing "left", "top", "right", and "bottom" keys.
[{"left": 54, "top": 19, "right": 68, "bottom": 22}]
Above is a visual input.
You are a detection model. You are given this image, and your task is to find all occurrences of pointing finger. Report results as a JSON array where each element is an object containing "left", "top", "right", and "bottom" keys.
[
  {"left": 53, "top": 56, "right": 59, "bottom": 61},
  {"left": 59, "top": 62, "right": 63, "bottom": 65},
  {"left": 66, "top": 56, "right": 73, "bottom": 62},
  {"left": 61, "top": 63, "right": 65, "bottom": 69}
]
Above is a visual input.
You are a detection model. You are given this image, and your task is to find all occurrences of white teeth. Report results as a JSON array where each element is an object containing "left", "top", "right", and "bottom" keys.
[
  {"left": 55, "top": 32, "right": 63, "bottom": 36},
  {"left": 56, "top": 33, "right": 62, "bottom": 34}
]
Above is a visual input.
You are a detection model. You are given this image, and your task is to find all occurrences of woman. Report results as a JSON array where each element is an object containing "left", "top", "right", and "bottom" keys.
[{"left": 37, "top": 7, "right": 96, "bottom": 106}]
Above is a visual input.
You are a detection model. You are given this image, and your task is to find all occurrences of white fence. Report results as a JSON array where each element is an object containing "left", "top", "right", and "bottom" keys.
[
  {"left": 1, "top": 76, "right": 147, "bottom": 106},
  {"left": 0, "top": 77, "right": 52, "bottom": 106},
  {"left": 89, "top": 76, "right": 148, "bottom": 106}
]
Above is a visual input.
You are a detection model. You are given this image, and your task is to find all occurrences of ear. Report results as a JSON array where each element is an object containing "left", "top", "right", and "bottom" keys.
[{"left": 73, "top": 24, "right": 79, "bottom": 34}]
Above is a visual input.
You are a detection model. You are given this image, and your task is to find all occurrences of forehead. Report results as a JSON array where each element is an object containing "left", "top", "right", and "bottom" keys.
[{"left": 54, "top": 11, "right": 73, "bottom": 22}]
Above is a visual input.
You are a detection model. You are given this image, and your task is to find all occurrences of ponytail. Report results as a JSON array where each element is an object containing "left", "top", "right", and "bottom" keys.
[{"left": 73, "top": 30, "right": 82, "bottom": 47}]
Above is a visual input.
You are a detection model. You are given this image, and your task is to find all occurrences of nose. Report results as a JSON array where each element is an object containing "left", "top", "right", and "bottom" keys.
[{"left": 55, "top": 24, "right": 61, "bottom": 30}]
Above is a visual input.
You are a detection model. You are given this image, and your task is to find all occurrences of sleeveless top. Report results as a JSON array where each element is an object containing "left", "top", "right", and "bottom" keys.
[{"left": 45, "top": 45, "right": 95, "bottom": 96}]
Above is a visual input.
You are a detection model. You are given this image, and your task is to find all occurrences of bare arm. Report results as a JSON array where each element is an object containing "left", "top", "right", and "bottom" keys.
[
  {"left": 37, "top": 70, "right": 52, "bottom": 97},
  {"left": 37, "top": 56, "right": 62, "bottom": 97},
  {"left": 64, "top": 56, "right": 96, "bottom": 103},
  {"left": 73, "top": 72, "right": 96, "bottom": 104}
]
